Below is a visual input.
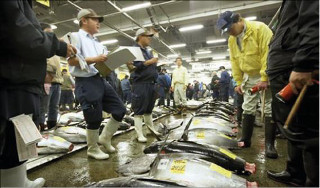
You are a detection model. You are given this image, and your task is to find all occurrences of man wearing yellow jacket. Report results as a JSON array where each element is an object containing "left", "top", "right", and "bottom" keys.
[{"left": 217, "top": 11, "right": 277, "bottom": 158}]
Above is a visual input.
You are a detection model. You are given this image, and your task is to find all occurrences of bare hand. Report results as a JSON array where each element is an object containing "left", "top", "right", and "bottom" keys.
[
  {"left": 289, "top": 71, "right": 313, "bottom": 94},
  {"left": 255, "top": 81, "right": 268, "bottom": 90},
  {"left": 95, "top": 54, "right": 108, "bottom": 63},
  {"left": 170, "top": 87, "right": 174, "bottom": 92},
  {"left": 66, "top": 43, "right": 77, "bottom": 58},
  {"left": 235, "top": 85, "right": 243, "bottom": 95}
]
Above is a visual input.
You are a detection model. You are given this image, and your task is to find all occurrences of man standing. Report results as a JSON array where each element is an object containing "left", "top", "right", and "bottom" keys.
[
  {"left": 218, "top": 66, "right": 231, "bottom": 102},
  {"left": 131, "top": 28, "right": 160, "bottom": 142},
  {"left": 60, "top": 69, "right": 75, "bottom": 111},
  {"left": 216, "top": 11, "right": 276, "bottom": 158},
  {"left": 157, "top": 68, "right": 171, "bottom": 106},
  {"left": 68, "top": 9, "right": 126, "bottom": 160},
  {"left": 171, "top": 57, "right": 188, "bottom": 113},
  {"left": 0, "top": 1, "right": 75, "bottom": 186},
  {"left": 266, "top": 0, "right": 319, "bottom": 186},
  {"left": 121, "top": 75, "right": 131, "bottom": 105},
  {"left": 211, "top": 71, "right": 220, "bottom": 100}
]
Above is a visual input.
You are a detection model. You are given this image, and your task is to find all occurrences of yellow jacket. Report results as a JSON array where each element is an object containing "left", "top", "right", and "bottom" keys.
[{"left": 228, "top": 20, "right": 273, "bottom": 86}]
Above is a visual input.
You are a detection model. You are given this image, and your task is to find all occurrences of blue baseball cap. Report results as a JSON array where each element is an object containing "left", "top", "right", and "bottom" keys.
[{"left": 216, "top": 11, "right": 235, "bottom": 35}]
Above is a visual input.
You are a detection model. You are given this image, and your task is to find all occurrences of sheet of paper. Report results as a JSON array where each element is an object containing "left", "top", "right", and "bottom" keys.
[
  {"left": 14, "top": 128, "right": 38, "bottom": 161},
  {"left": 10, "top": 114, "right": 42, "bottom": 145},
  {"left": 115, "top": 46, "right": 145, "bottom": 62}
]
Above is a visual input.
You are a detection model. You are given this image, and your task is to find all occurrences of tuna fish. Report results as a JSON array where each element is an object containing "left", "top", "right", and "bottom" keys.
[
  {"left": 188, "top": 117, "right": 237, "bottom": 136},
  {"left": 144, "top": 140, "right": 255, "bottom": 174},
  {"left": 53, "top": 126, "right": 87, "bottom": 143},
  {"left": 149, "top": 153, "right": 258, "bottom": 188},
  {"left": 37, "top": 134, "right": 74, "bottom": 154},
  {"left": 86, "top": 177, "right": 186, "bottom": 187},
  {"left": 117, "top": 154, "right": 157, "bottom": 176},
  {"left": 185, "top": 128, "right": 240, "bottom": 149}
]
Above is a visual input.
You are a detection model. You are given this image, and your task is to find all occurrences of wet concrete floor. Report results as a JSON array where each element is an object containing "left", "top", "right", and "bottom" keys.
[{"left": 28, "top": 113, "right": 288, "bottom": 187}]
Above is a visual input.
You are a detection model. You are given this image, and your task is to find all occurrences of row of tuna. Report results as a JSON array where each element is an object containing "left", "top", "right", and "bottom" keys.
[
  {"left": 36, "top": 106, "right": 172, "bottom": 155},
  {"left": 89, "top": 100, "right": 258, "bottom": 187}
]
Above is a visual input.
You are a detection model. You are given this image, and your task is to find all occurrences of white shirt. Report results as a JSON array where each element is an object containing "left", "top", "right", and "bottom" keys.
[
  {"left": 171, "top": 65, "right": 188, "bottom": 87},
  {"left": 69, "top": 29, "right": 108, "bottom": 77}
]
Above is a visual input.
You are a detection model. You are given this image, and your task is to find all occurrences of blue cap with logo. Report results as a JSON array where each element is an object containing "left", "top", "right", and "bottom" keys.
[{"left": 216, "top": 11, "right": 235, "bottom": 35}]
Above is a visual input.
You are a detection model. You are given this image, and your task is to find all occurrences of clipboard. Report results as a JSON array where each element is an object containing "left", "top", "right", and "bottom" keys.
[{"left": 94, "top": 48, "right": 136, "bottom": 77}]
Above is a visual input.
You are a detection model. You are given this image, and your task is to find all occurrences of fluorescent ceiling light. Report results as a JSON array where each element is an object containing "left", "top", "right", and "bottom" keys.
[
  {"left": 169, "top": 43, "right": 186, "bottom": 48},
  {"left": 73, "top": 19, "right": 79, "bottom": 24},
  {"left": 196, "top": 50, "right": 211, "bottom": 55},
  {"left": 245, "top": 16, "right": 257, "bottom": 21},
  {"left": 227, "top": 49, "right": 230, "bottom": 52},
  {"left": 206, "top": 39, "right": 226, "bottom": 44},
  {"left": 167, "top": 54, "right": 179, "bottom": 58},
  {"left": 101, "top": 39, "right": 118, "bottom": 45},
  {"left": 212, "top": 56, "right": 226, "bottom": 60},
  {"left": 50, "top": 24, "right": 57, "bottom": 30},
  {"left": 121, "top": 2, "right": 151, "bottom": 12},
  {"left": 179, "top": 25, "right": 203, "bottom": 32}
]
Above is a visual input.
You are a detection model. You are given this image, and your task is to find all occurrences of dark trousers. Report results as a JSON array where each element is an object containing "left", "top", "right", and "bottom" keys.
[
  {"left": 236, "top": 93, "right": 244, "bottom": 124},
  {"left": 0, "top": 89, "right": 40, "bottom": 169},
  {"left": 60, "top": 90, "right": 74, "bottom": 105},
  {"left": 131, "top": 82, "right": 156, "bottom": 115},
  {"left": 219, "top": 84, "right": 229, "bottom": 102},
  {"left": 122, "top": 90, "right": 131, "bottom": 104},
  {"left": 75, "top": 75, "right": 126, "bottom": 129},
  {"left": 212, "top": 89, "right": 219, "bottom": 100},
  {"left": 270, "top": 72, "right": 319, "bottom": 186}
]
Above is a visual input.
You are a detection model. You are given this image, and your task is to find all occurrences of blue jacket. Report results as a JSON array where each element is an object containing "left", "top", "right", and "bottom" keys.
[
  {"left": 219, "top": 70, "right": 231, "bottom": 85},
  {"left": 131, "top": 44, "right": 158, "bottom": 83},
  {"left": 121, "top": 78, "right": 131, "bottom": 91}
]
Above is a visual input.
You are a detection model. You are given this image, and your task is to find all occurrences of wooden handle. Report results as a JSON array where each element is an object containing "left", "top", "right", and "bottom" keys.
[{"left": 284, "top": 84, "right": 308, "bottom": 129}]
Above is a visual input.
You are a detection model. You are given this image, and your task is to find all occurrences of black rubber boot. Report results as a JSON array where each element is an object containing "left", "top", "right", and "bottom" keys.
[
  {"left": 267, "top": 140, "right": 306, "bottom": 186},
  {"left": 265, "top": 117, "right": 278, "bottom": 159},
  {"left": 46, "top": 120, "right": 56, "bottom": 130},
  {"left": 238, "top": 114, "right": 255, "bottom": 147}
]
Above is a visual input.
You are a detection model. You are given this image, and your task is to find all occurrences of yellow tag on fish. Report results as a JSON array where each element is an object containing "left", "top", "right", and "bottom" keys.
[
  {"left": 170, "top": 160, "right": 187, "bottom": 174},
  {"left": 60, "top": 127, "right": 69, "bottom": 131},
  {"left": 193, "top": 119, "right": 200, "bottom": 125},
  {"left": 196, "top": 131, "right": 205, "bottom": 139},
  {"left": 53, "top": 136, "right": 65, "bottom": 142},
  {"left": 219, "top": 148, "right": 237, "bottom": 160},
  {"left": 219, "top": 133, "right": 232, "bottom": 140},
  {"left": 210, "top": 163, "right": 232, "bottom": 178}
]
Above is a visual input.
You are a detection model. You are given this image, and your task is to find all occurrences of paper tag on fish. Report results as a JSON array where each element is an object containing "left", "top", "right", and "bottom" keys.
[
  {"left": 193, "top": 119, "right": 200, "bottom": 125},
  {"left": 170, "top": 160, "right": 187, "bottom": 174},
  {"left": 210, "top": 163, "right": 232, "bottom": 178},
  {"left": 219, "top": 133, "right": 232, "bottom": 140},
  {"left": 158, "top": 159, "right": 169, "bottom": 170},
  {"left": 60, "top": 127, "right": 70, "bottom": 131},
  {"left": 53, "top": 136, "right": 66, "bottom": 142},
  {"left": 219, "top": 148, "right": 237, "bottom": 160},
  {"left": 196, "top": 131, "right": 205, "bottom": 139}
]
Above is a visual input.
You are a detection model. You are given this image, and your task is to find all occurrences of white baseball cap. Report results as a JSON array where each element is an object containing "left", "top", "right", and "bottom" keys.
[
  {"left": 135, "top": 28, "right": 154, "bottom": 40},
  {"left": 77, "top": 9, "right": 104, "bottom": 22}
]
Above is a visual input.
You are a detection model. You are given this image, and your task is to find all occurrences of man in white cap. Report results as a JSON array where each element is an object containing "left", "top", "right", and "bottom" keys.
[
  {"left": 130, "top": 28, "right": 160, "bottom": 142},
  {"left": 68, "top": 9, "right": 126, "bottom": 160}
]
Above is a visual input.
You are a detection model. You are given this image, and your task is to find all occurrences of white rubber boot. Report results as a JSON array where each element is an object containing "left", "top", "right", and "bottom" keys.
[
  {"left": 0, "top": 163, "right": 45, "bottom": 187},
  {"left": 144, "top": 114, "right": 161, "bottom": 136},
  {"left": 86, "top": 129, "right": 109, "bottom": 160},
  {"left": 134, "top": 115, "right": 147, "bottom": 142},
  {"left": 98, "top": 117, "right": 120, "bottom": 153}
]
